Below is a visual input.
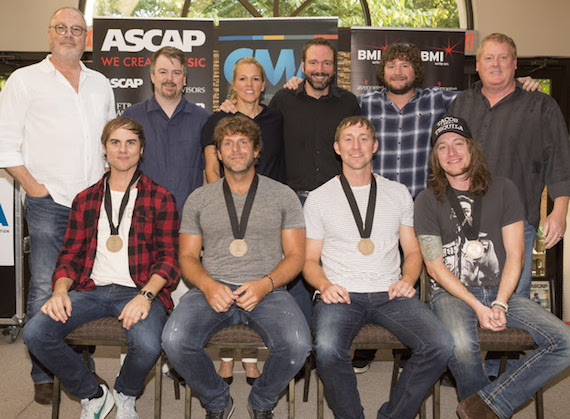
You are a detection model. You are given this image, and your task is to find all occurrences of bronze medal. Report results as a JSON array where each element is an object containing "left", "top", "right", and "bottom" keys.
[
  {"left": 106, "top": 235, "right": 123, "bottom": 253},
  {"left": 229, "top": 239, "right": 248, "bottom": 257},
  {"left": 464, "top": 240, "right": 484, "bottom": 259},
  {"left": 358, "top": 238, "right": 375, "bottom": 255}
]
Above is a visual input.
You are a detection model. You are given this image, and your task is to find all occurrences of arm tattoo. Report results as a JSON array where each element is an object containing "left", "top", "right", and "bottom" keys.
[{"left": 418, "top": 235, "right": 443, "bottom": 262}]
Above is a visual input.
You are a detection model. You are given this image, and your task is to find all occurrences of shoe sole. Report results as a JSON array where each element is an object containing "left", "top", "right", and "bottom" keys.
[
  {"left": 99, "top": 391, "right": 115, "bottom": 419},
  {"left": 353, "top": 364, "right": 371, "bottom": 374}
]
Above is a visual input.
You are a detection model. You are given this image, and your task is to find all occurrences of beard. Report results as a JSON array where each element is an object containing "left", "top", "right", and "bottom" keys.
[
  {"left": 305, "top": 72, "right": 334, "bottom": 91},
  {"left": 386, "top": 78, "right": 415, "bottom": 95}
]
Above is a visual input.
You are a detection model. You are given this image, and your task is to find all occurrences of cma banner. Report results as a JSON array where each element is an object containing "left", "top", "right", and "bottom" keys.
[
  {"left": 93, "top": 18, "right": 214, "bottom": 112},
  {"left": 351, "top": 27, "right": 465, "bottom": 94},
  {"left": 218, "top": 17, "right": 338, "bottom": 103},
  {"left": 0, "top": 170, "right": 14, "bottom": 266}
]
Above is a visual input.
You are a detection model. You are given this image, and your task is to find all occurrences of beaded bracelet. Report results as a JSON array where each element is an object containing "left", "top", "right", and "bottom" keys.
[{"left": 491, "top": 299, "right": 509, "bottom": 313}]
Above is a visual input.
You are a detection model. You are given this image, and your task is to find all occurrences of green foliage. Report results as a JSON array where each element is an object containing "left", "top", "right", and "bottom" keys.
[{"left": 93, "top": 0, "right": 460, "bottom": 28}]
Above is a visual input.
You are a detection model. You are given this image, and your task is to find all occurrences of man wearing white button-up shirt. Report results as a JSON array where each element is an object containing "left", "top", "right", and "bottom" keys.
[{"left": 0, "top": 7, "right": 115, "bottom": 403}]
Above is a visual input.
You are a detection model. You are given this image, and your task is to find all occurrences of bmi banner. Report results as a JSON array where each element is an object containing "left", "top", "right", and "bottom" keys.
[
  {"left": 93, "top": 18, "right": 214, "bottom": 113},
  {"left": 0, "top": 170, "right": 14, "bottom": 266},
  {"left": 218, "top": 17, "right": 338, "bottom": 104},
  {"left": 351, "top": 27, "right": 465, "bottom": 95}
]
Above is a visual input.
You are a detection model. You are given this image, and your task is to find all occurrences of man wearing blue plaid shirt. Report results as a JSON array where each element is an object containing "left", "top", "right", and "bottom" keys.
[{"left": 358, "top": 42, "right": 458, "bottom": 200}]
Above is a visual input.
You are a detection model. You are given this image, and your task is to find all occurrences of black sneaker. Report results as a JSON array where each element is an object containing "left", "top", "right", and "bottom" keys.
[
  {"left": 247, "top": 402, "right": 273, "bottom": 419},
  {"left": 205, "top": 397, "right": 234, "bottom": 419},
  {"left": 352, "top": 359, "right": 371, "bottom": 374}
]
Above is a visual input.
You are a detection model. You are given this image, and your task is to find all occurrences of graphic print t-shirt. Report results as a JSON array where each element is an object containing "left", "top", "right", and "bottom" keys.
[{"left": 414, "top": 177, "right": 524, "bottom": 291}]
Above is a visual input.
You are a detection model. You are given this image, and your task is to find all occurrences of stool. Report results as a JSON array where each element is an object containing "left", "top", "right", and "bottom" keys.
[{"left": 183, "top": 324, "right": 295, "bottom": 419}]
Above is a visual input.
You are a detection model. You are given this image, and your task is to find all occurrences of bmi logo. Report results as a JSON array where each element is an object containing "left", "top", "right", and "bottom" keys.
[{"left": 0, "top": 204, "right": 8, "bottom": 227}]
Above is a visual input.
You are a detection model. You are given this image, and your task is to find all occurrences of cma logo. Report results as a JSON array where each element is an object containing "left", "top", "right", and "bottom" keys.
[
  {"left": 101, "top": 29, "right": 206, "bottom": 53},
  {"left": 357, "top": 49, "right": 445, "bottom": 63},
  {"left": 0, "top": 204, "right": 8, "bottom": 227},
  {"left": 110, "top": 78, "right": 143, "bottom": 88},
  {"left": 224, "top": 48, "right": 303, "bottom": 86}
]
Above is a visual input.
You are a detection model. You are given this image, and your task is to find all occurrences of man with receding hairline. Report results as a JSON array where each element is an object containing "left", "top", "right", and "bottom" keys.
[
  {"left": 450, "top": 32, "right": 570, "bottom": 301},
  {"left": 0, "top": 6, "right": 115, "bottom": 402}
]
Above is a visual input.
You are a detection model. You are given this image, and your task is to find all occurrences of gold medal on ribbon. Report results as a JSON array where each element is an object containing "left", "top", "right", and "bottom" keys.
[
  {"left": 106, "top": 235, "right": 123, "bottom": 253},
  {"left": 229, "top": 239, "right": 248, "bottom": 257},
  {"left": 464, "top": 240, "right": 484, "bottom": 259},
  {"left": 358, "top": 238, "right": 375, "bottom": 255}
]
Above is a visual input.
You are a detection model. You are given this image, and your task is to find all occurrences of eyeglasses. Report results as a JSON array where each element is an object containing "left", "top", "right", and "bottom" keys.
[{"left": 49, "top": 24, "right": 86, "bottom": 36}]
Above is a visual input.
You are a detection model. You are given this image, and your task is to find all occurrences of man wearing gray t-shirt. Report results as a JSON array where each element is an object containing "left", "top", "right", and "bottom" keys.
[{"left": 162, "top": 115, "right": 311, "bottom": 419}]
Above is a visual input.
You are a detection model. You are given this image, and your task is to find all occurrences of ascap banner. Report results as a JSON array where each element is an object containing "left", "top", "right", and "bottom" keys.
[
  {"left": 351, "top": 27, "right": 466, "bottom": 95},
  {"left": 0, "top": 170, "right": 14, "bottom": 266},
  {"left": 218, "top": 17, "right": 338, "bottom": 104},
  {"left": 93, "top": 18, "right": 214, "bottom": 112}
]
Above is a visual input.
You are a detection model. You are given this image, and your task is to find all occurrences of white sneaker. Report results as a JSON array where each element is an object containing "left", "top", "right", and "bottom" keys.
[
  {"left": 113, "top": 389, "right": 139, "bottom": 419},
  {"left": 80, "top": 384, "right": 115, "bottom": 419}
]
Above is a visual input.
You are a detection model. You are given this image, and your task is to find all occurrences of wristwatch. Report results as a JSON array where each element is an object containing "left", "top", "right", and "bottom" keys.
[{"left": 139, "top": 289, "right": 155, "bottom": 303}]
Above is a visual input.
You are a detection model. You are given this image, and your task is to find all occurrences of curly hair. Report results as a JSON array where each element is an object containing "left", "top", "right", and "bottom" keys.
[
  {"left": 377, "top": 43, "right": 423, "bottom": 88},
  {"left": 428, "top": 136, "right": 491, "bottom": 200}
]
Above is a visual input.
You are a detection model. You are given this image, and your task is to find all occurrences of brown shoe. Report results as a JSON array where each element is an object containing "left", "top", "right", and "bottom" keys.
[
  {"left": 34, "top": 382, "right": 53, "bottom": 404},
  {"left": 457, "top": 394, "right": 498, "bottom": 419}
]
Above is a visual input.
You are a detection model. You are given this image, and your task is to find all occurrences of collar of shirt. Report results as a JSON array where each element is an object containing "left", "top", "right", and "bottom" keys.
[{"left": 147, "top": 95, "right": 195, "bottom": 119}]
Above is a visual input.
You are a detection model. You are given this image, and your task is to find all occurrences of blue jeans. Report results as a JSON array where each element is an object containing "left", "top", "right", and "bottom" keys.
[
  {"left": 23, "top": 285, "right": 166, "bottom": 399},
  {"left": 162, "top": 286, "right": 311, "bottom": 411},
  {"left": 24, "top": 194, "right": 71, "bottom": 384},
  {"left": 288, "top": 191, "right": 314, "bottom": 325},
  {"left": 313, "top": 293, "right": 453, "bottom": 419},
  {"left": 486, "top": 220, "right": 537, "bottom": 377},
  {"left": 516, "top": 220, "right": 536, "bottom": 298},
  {"left": 431, "top": 287, "right": 570, "bottom": 419}
]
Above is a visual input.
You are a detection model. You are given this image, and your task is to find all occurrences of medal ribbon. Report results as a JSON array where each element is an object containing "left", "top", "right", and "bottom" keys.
[
  {"left": 339, "top": 173, "right": 377, "bottom": 239},
  {"left": 104, "top": 169, "right": 141, "bottom": 237},
  {"left": 446, "top": 188, "right": 482, "bottom": 241},
  {"left": 223, "top": 174, "right": 259, "bottom": 240}
]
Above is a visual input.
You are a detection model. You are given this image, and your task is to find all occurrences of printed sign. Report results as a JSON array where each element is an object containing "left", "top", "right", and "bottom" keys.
[
  {"left": 351, "top": 27, "right": 466, "bottom": 94},
  {"left": 93, "top": 18, "right": 214, "bottom": 112},
  {"left": 218, "top": 17, "right": 338, "bottom": 104}
]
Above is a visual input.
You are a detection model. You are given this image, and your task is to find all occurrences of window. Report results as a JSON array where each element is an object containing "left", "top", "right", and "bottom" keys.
[{"left": 86, "top": 0, "right": 466, "bottom": 28}]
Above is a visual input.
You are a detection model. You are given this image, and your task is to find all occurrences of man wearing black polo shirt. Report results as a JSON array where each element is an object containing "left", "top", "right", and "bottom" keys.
[{"left": 269, "top": 38, "right": 361, "bottom": 323}]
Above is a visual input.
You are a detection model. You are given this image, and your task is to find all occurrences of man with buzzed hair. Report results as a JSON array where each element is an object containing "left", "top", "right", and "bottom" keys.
[
  {"left": 304, "top": 115, "right": 452, "bottom": 418},
  {"left": 0, "top": 6, "right": 115, "bottom": 402},
  {"left": 123, "top": 46, "right": 210, "bottom": 215}
]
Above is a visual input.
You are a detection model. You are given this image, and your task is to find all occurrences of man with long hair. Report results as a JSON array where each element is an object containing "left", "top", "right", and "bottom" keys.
[{"left": 415, "top": 115, "right": 570, "bottom": 419}]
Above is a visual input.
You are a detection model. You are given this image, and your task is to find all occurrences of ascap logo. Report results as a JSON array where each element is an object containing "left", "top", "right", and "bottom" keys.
[
  {"left": 101, "top": 29, "right": 206, "bottom": 53},
  {"left": 110, "top": 78, "right": 144, "bottom": 88},
  {"left": 0, "top": 204, "right": 8, "bottom": 227}
]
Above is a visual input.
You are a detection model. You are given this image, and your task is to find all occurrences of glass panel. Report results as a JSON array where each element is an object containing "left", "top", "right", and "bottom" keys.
[
  {"left": 0, "top": 74, "right": 9, "bottom": 91},
  {"left": 92, "top": 0, "right": 461, "bottom": 28}
]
